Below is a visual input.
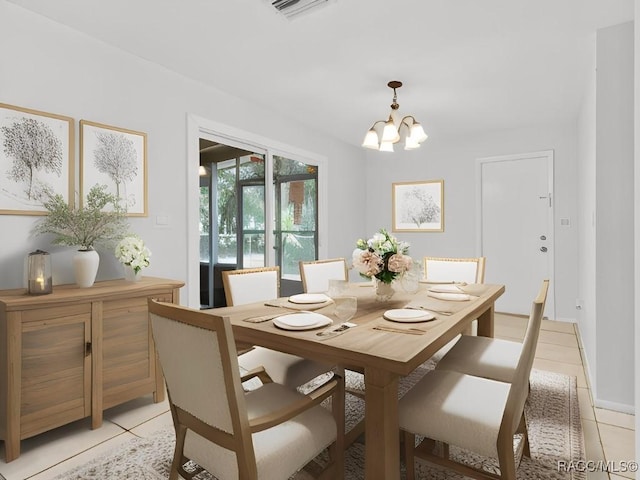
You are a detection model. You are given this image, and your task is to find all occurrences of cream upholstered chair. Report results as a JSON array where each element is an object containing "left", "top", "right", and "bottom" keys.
[
  {"left": 423, "top": 256, "right": 486, "bottom": 283},
  {"left": 435, "top": 280, "right": 550, "bottom": 383},
  {"left": 149, "top": 300, "right": 344, "bottom": 480},
  {"left": 299, "top": 258, "right": 349, "bottom": 293},
  {"left": 423, "top": 256, "right": 486, "bottom": 337},
  {"left": 222, "top": 266, "right": 333, "bottom": 389},
  {"left": 398, "top": 280, "right": 547, "bottom": 480}
]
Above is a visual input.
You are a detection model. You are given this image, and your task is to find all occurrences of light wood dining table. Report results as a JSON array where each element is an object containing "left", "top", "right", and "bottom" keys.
[{"left": 208, "top": 282, "right": 505, "bottom": 480}]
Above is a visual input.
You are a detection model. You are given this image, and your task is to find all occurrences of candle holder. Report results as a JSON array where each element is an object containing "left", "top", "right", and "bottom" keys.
[{"left": 28, "top": 250, "right": 53, "bottom": 295}]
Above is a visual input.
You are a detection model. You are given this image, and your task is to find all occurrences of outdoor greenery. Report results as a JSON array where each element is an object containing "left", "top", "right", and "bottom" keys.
[{"left": 33, "top": 184, "right": 129, "bottom": 250}]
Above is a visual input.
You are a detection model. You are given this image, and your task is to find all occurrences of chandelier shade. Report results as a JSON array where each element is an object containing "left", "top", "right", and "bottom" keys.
[{"left": 362, "top": 81, "right": 428, "bottom": 152}]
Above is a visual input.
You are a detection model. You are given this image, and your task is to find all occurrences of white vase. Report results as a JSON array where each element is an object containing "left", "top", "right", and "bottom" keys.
[
  {"left": 73, "top": 249, "right": 100, "bottom": 288},
  {"left": 374, "top": 279, "right": 395, "bottom": 302},
  {"left": 124, "top": 265, "right": 142, "bottom": 282}
]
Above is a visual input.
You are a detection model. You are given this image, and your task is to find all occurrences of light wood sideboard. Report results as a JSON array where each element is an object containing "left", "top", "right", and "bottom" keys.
[{"left": 0, "top": 276, "right": 184, "bottom": 462}]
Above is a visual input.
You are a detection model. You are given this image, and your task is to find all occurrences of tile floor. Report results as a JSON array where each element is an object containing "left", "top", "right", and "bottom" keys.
[{"left": 0, "top": 314, "right": 635, "bottom": 480}]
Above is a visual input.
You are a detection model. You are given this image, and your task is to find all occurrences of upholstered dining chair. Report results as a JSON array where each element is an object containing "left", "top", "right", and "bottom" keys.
[
  {"left": 299, "top": 258, "right": 349, "bottom": 293},
  {"left": 222, "top": 266, "right": 333, "bottom": 389},
  {"left": 148, "top": 300, "right": 344, "bottom": 480},
  {"left": 435, "top": 279, "right": 550, "bottom": 383},
  {"left": 398, "top": 280, "right": 547, "bottom": 480},
  {"left": 422, "top": 256, "right": 486, "bottom": 284}
]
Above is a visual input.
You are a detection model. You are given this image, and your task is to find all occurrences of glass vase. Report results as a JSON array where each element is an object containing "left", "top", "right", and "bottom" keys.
[{"left": 374, "top": 279, "right": 395, "bottom": 302}]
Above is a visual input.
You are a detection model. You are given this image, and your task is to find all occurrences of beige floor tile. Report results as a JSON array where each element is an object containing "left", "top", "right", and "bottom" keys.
[
  {"left": 129, "top": 410, "right": 173, "bottom": 437},
  {"left": 578, "top": 387, "right": 596, "bottom": 421},
  {"left": 612, "top": 475, "right": 635, "bottom": 480},
  {"left": 594, "top": 408, "right": 635, "bottom": 430},
  {"left": 599, "top": 423, "right": 636, "bottom": 479},
  {"left": 538, "top": 329, "right": 579, "bottom": 348},
  {"left": 533, "top": 358, "right": 587, "bottom": 388},
  {"left": 534, "top": 342, "right": 583, "bottom": 365},
  {"left": 103, "top": 392, "right": 170, "bottom": 430},
  {"left": 26, "top": 431, "right": 137, "bottom": 480},
  {"left": 0, "top": 418, "right": 125, "bottom": 480},
  {"left": 582, "top": 419, "right": 606, "bottom": 461},
  {"left": 541, "top": 319, "right": 576, "bottom": 334}
]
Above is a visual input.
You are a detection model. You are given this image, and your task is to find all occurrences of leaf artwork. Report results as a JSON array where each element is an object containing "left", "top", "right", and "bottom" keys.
[
  {"left": 400, "top": 186, "right": 441, "bottom": 228},
  {"left": 92, "top": 131, "right": 138, "bottom": 205},
  {"left": 1, "top": 117, "right": 63, "bottom": 201}
]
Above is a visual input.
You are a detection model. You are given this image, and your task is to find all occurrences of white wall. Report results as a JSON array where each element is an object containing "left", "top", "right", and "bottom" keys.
[
  {"left": 364, "top": 122, "right": 579, "bottom": 321},
  {"left": 578, "top": 21, "right": 635, "bottom": 413},
  {"left": 635, "top": 0, "right": 640, "bottom": 462},
  {"left": 0, "top": 1, "right": 366, "bottom": 303},
  {"left": 595, "top": 21, "right": 635, "bottom": 411},
  {"left": 577, "top": 33, "right": 598, "bottom": 402}
]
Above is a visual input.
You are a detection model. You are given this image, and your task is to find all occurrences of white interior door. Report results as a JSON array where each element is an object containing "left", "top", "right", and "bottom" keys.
[{"left": 477, "top": 151, "right": 555, "bottom": 317}]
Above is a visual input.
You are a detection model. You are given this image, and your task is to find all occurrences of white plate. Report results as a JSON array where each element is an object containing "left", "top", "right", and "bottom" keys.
[
  {"left": 428, "top": 284, "right": 463, "bottom": 294},
  {"left": 383, "top": 309, "right": 435, "bottom": 323},
  {"left": 273, "top": 313, "right": 333, "bottom": 331},
  {"left": 288, "top": 293, "right": 331, "bottom": 304},
  {"left": 426, "top": 291, "right": 471, "bottom": 302}
]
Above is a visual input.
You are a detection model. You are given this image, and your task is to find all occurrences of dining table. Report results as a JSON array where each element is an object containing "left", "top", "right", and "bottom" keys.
[{"left": 208, "top": 281, "right": 505, "bottom": 480}]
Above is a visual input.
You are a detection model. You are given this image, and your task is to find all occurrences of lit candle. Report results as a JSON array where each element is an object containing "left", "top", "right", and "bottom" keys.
[{"left": 36, "top": 275, "right": 45, "bottom": 290}]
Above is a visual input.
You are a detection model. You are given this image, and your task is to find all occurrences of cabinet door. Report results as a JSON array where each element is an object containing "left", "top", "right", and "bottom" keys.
[
  {"left": 101, "top": 294, "right": 170, "bottom": 409},
  {"left": 21, "top": 304, "right": 91, "bottom": 439}
]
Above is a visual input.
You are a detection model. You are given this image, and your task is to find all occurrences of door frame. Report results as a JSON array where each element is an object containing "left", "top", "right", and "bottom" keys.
[
  {"left": 186, "top": 114, "right": 328, "bottom": 309},
  {"left": 475, "top": 150, "right": 556, "bottom": 319}
]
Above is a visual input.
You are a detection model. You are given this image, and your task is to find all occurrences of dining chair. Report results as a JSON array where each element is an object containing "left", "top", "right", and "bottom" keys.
[
  {"left": 435, "top": 279, "right": 549, "bottom": 383},
  {"left": 299, "top": 258, "right": 349, "bottom": 293},
  {"left": 222, "top": 266, "right": 334, "bottom": 389},
  {"left": 422, "top": 256, "right": 486, "bottom": 284},
  {"left": 398, "top": 280, "right": 547, "bottom": 480},
  {"left": 148, "top": 300, "right": 344, "bottom": 480},
  {"left": 423, "top": 256, "right": 486, "bottom": 337}
]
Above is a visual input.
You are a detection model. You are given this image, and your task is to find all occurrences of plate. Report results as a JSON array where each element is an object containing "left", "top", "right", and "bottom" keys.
[
  {"left": 273, "top": 313, "right": 333, "bottom": 331},
  {"left": 383, "top": 309, "right": 435, "bottom": 323},
  {"left": 426, "top": 291, "right": 471, "bottom": 302},
  {"left": 428, "top": 284, "right": 463, "bottom": 294},
  {"left": 418, "top": 279, "right": 456, "bottom": 284},
  {"left": 289, "top": 293, "right": 331, "bottom": 304}
]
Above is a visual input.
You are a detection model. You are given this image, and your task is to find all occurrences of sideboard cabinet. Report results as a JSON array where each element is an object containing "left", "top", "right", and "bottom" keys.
[{"left": 0, "top": 276, "right": 184, "bottom": 462}]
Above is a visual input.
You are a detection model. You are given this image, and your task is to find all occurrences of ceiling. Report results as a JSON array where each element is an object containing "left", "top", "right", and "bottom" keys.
[{"left": 7, "top": 0, "right": 634, "bottom": 147}]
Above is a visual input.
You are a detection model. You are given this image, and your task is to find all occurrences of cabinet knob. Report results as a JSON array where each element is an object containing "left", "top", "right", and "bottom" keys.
[{"left": 85, "top": 342, "right": 92, "bottom": 357}]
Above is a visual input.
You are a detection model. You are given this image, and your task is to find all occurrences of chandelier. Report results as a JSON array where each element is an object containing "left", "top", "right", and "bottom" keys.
[{"left": 362, "top": 81, "right": 428, "bottom": 152}]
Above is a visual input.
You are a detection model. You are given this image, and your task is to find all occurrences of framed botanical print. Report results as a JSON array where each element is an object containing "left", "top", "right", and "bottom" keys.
[
  {"left": 80, "top": 120, "right": 147, "bottom": 216},
  {"left": 392, "top": 180, "right": 444, "bottom": 232},
  {"left": 0, "top": 103, "right": 74, "bottom": 215}
]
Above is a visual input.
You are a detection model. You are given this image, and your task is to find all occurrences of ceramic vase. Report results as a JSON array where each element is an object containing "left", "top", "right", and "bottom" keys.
[
  {"left": 374, "top": 279, "right": 395, "bottom": 302},
  {"left": 73, "top": 249, "right": 99, "bottom": 288}
]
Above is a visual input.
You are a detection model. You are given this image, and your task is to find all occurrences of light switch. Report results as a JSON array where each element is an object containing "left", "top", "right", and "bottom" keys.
[
  {"left": 156, "top": 215, "right": 169, "bottom": 226},
  {"left": 560, "top": 218, "right": 570, "bottom": 226}
]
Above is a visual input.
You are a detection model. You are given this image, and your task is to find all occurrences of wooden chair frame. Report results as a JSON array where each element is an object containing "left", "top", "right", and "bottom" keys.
[
  {"left": 423, "top": 256, "right": 486, "bottom": 283},
  {"left": 403, "top": 280, "right": 548, "bottom": 480},
  {"left": 299, "top": 258, "right": 349, "bottom": 293},
  {"left": 149, "top": 300, "right": 344, "bottom": 480},
  {"left": 222, "top": 266, "right": 280, "bottom": 306}
]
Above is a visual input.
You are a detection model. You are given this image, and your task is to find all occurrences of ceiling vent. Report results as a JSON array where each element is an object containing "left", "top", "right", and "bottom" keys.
[{"left": 267, "top": 0, "right": 335, "bottom": 20}]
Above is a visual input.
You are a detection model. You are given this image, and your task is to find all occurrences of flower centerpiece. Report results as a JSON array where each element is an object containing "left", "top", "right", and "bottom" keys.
[
  {"left": 33, "top": 184, "right": 129, "bottom": 288},
  {"left": 352, "top": 228, "right": 412, "bottom": 300},
  {"left": 115, "top": 235, "right": 151, "bottom": 281}
]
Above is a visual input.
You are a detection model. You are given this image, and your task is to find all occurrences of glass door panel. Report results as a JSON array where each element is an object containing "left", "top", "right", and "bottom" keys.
[
  {"left": 240, "top": 183, "right": 265, "bottom": 268},
  {"left": 274, "top": 156, "right": 318, "bottom": 296}
]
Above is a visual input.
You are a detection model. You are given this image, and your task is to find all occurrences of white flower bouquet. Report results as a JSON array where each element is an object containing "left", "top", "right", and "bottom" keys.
[
  {"left": 115, "top": 235, "right": 151, "bottom": 274},
  {"left": 352, "top": 228, "right": 412, "bottom": 284}
]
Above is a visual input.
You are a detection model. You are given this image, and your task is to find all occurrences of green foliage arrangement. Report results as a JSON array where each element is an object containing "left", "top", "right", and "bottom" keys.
[{"left": 33, "top": 185, "right": 129, "bottom": 251}]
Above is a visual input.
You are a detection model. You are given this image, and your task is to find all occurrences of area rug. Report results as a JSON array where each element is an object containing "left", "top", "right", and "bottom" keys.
[{"left": 55, "top": 367, "right": 584, "bottom": 480}]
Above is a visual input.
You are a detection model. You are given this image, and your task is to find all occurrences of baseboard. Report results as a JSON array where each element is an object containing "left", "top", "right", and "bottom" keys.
[
  {"left": 593, "top": 398, "right": 635, "bottom": 415},
  {"left": 553, "top": 316, "right": 576, "bottom": 323}
]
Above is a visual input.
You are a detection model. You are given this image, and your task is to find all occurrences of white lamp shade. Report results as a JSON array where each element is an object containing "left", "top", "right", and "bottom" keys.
[
  {"left": 409, "top": 122, "right": 428, "bottom": 143},
  {"left": 379, "top": 141, "right": 394, "bottom": 152},
  {"left": 362, "top": 129, "right": 380, "bottom": 149},
  {"left": 199, "top": 165, "right": 208, "bottom": 176},
  {"left": 404, "top": 135, "right": 420, "bottom": 150},
  {"left": 381, "top": 120, "right": 400, "bottom": 143}
]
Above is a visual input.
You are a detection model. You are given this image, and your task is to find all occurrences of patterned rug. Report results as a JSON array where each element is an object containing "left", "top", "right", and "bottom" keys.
[{"left": 55, "top": 366, "right": 584, "bottom": 480}]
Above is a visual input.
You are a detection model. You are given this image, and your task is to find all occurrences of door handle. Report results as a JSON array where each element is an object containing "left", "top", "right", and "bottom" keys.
[{"left": 540, "top": 246, "right": 548, "bottom": 252}]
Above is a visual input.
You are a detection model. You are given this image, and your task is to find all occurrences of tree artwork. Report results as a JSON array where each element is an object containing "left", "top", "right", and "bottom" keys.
[
  {"left": 92, "top": 131, "right": 138, "bottom": 201},
  {"left": 400, "top": 185, "right": 441, "bottom": 228},
  {"left": 1, "top": 117, "right": 63, "bottom": 201}
]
